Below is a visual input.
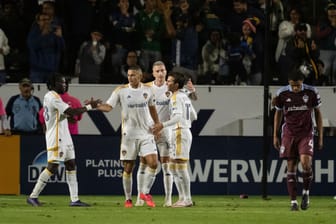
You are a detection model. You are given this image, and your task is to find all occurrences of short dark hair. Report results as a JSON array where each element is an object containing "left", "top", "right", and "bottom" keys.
[
  {"left": 47, "top": 73, "right": 65, "bottom": 90},
  {"left": 168, "top": 72, "right": 186, "bottom": 89},
  {"left": 288, "top": 67, "right": 305, "bottom": 81}
]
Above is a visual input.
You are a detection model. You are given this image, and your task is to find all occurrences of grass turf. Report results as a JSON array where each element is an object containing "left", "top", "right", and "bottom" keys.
[{"left": 0, "top": 195, "right": 335, "bottom": 224}]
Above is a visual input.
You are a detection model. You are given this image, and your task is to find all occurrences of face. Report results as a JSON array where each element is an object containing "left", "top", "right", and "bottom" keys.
[
  {"left": 328, "top": 9, "right": 336, "bottom": 22},
  {"left": 152, "top": 64, "right": 167, "bottom": 84},
  {"left": 126, "top": 52, "right": 138, "bottom": 66},
  {"left": 233, "top": 2, "right": 246, "bottom": 14},
  {"left": 166, "top": 76, "right": 178, "bottom": 92},
  {"left": 19, "top": 84, "right": 33, "bottom": 98},
  {"left": 289, "top": 80, "right": 303, "bottom": 93},
  {"left": 295, "top": 28, "right": 307, "bottom": 39},
  {"left": 54, "top": 77, "right": 67, "bottom": 94},
  {"left": 242, "top": 23, "right": 251, "bottom": 35},
  {"left": 127, "top": 69, "right": 142, "bottom": 87},
  {"left": 289, "top": 9, "right": 300, "bottom": 23}
]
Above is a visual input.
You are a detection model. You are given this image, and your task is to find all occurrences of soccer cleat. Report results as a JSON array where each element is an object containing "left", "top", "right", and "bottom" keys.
[
  {"left": 27, "top": 197, "right": 42, "bottom": 207},
  {"left": 290, "top": 202, "right": 299, "bottom": 211},
  {"left": 301, "top": 194, "right": 309, "bottom": 210},
  {"left": 172, "top": 200, "right": 193, "bottom": 208},
  {"left": 135, "top": 199, "right": 144, "bottom": 207},
  {"left": 124, "top": 199, "right": 133, "bottom": 208},
  {"left": 139, "top": 193, "right": 156, "bottom": 207},
  {"left": 163, "top": 200, "right": 172, "bottom": 207},
  {"left": 69, "top": 200, "right": 90, "bottom": 207}
]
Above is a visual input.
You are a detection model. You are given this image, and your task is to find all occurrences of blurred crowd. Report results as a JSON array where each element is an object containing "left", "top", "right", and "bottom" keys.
[{"left": 0, "top": 0, "right": 335, "bottom": 86}]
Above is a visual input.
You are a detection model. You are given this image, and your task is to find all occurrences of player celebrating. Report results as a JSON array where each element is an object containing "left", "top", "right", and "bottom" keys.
[
  {"left": 27, "top": 74, "right": 100, "bottom": 207},
  {"left": 152, "top": 71, "right": 197, "bottom": 207},
  {"left": 273, "top": 68, "right": 323, "bottom": 211},
  {"left": 96, "top": 65, "right": 160, "bottom": 208}
]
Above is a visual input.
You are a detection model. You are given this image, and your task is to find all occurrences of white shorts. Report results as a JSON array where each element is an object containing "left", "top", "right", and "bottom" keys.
[
  {"left": 170, "top": 128, "right": 192, "bottom": 160},
  {"left": 121, "top": 135, "right": 157, "bottom": 160},
  {"left": 156, "top": 127, "right": 172, "bottom": 158},
  {"left": 47, "top": 144, "right": 75, "bottom": 163}
]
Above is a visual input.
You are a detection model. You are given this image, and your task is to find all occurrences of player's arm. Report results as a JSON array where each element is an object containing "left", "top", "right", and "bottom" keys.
[
  {"left": 64, "top": 98, "right": 101, "bottom": 116},
  {"left": 314, "top": 107, "right": 323, "bottom": 150},
  {"left": 273, "top": 109, "right": 283, "bottom": 150},
  {"left": 96, "top": 103, "right": 113, "bottom": 112},
  {"left": 149, "top": 105, "right": 159, "bottom": 124}
]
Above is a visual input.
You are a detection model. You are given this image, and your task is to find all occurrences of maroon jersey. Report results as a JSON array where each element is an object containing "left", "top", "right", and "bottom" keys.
[{"left": 275, "top": 84, "right": 321, "bottom": 137}]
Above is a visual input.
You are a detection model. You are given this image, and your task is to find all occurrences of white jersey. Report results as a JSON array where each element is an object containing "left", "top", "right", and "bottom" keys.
[
  {"left": 148, "top": 81, "right": 170, "bottom": 122},
  {"left": 43, "top": 91, "right": 72, "bottom": 150},
  {"left": 168, "top": 90, "right": 197, "bottom": 129},
  {"left": 106, "top": 83, "right": 156, "bottom": 138}
]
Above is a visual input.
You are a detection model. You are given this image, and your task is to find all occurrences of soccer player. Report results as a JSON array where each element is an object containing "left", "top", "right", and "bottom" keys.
[
  {"left": 96, "top": 65, "right": 160, "bottom": 208},
  {"left": 27, "top": 74, "right": 100, "bottom": 207},
  {"left": 273, "top": 68, "right": 323, "bottom": 211},
  {"left": 152, "top": 71, "right": 197, "bottom": 208}
]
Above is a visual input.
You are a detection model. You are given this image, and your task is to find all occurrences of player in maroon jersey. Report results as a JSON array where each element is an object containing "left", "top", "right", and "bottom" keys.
[{"left": 273, "top": 68, "right": 323, "bottom": 211}]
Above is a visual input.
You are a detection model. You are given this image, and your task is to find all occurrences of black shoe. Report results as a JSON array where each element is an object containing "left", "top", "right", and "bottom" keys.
[
  {"left": 291, "top": 203, "right": 299, "bottom": 211},
  {"left": 301, "top": 194, "right": 309, "bottom": 210}
]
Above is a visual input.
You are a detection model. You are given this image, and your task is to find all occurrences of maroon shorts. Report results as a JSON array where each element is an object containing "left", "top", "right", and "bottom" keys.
[{"left": 279, "top": 134, "right": 314, "bottom": 159}]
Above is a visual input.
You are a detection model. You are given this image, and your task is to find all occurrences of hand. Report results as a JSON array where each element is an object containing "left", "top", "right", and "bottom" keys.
[
  {"left": 151, "top": 123, "right": 164, "bottom": 136},
  {"left": 273, "top": 136, "right": 280, "bottom": 150},
  {"left": 186, "top": 78, "right": 195, "bottom": 92},
  {"left": 84, "top": 97, "right": 102, "bottom": 109}
]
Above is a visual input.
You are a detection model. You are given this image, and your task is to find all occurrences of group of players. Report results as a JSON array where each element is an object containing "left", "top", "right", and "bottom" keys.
[
  {"left": 25, "top": 60, "right": 324, "bottom": 211},
  {"left": 26, "top": 61, "right": 198, "bottom": 208}
]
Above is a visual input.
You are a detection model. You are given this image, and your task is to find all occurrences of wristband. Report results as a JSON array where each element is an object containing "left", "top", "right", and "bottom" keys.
[{"left": 85, "top": 104, "right": 92, "bottom": 111}]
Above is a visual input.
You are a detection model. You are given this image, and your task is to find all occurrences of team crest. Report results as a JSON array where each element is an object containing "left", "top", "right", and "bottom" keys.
[
  {"left": 121, "top": 150, "right": 127, "bottom": 156},
  {"left": 143, "top": 93, "right": 148, "bottom": 99},
  {"left": 302, "top": 94, "right": 309, "bottom": 103},
  {"left": 165, "top": 91, "right": 172, "bottom": 98},
  {"left": 59, "top": 152, "right": 64, "bottom": 158}
]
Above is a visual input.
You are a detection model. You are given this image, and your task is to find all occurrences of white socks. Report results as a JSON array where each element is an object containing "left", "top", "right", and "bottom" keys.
[
  {"left": 123, "top": 171, "right": 132, "bottom": 201},
  {"left": 66, "top": 170, "right": 79, "bottom": 202},
  {"left": 30, "top": 168, "right": 52, "bottom": 198},
  {"left": 162, "top": 162, "right": 173, "bottom": 203}
]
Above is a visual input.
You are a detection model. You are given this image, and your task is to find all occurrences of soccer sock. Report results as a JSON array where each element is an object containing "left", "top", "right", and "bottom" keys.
[
  {"left": 162, "top": 162, "right": 173, "bottom": 203},
  {"left": 287, "top": 172, "right": 297, "bottom": 201},
  {"left": 123, "top": 171, "right": 132, "bottom": 201},
  {"left": 178, "top": 163, "right": 191, "bottom": 202},
  {"left": 30, "top": 168, "right": 52, "bottom": 198},
  {"left": 136, "top": 162, "right": 146, "bottom": 201},
  {"left": 170, "top": 162, "right": 183, "bottom": 201},
  {"left": 302, "top": 169, "right": 313, "bottom": 194},
  {"left": 143, "top": 167, "right": 156, "bottom": 194},
  {"left": 66, "top": 170, "right": 79, "bottom": 202}
]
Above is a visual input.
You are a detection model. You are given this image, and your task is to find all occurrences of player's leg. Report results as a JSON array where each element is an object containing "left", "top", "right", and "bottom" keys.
[
  {"left": 287, "top": 159, "right": 299, "bottom": 211},
  {"left": 300, "top": 154, "right": 313, "bottom": 210},
  {"left": 135, "top": 157, "right": 146, "bottom": 206},
  {"left": 169, "top": 161, "right": 184, "bottom": 203},
  {"left": 27, "top": 162, "right": 57, "bottom": 206},
  {"left": 123, "top": 160, "right": 135, "bottom": 207},
  {"left": 298, "top": 136, "right": 314, "bottom": 210},
  {"left": 158, "top": 140, "right": 173, "bottom": 207},
  {"left": 172, "top": 129, "right": 192, "bottom": 207},
  {"left": 140, "top": 153, "right": 158, "bottom": 207}
]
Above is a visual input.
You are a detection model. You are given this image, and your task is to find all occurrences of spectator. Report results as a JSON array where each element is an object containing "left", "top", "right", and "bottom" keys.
[
  {"left": 0, "top": 1, "right": 28, "bottom": 81},
  {"left": 39, "top": 77, "right": 83, "bottom": 134},
  {"left": 0, "top": 27, "right": 10, "bottom": 84},
  {"left": 278, "top": 22, "right": 319, "bottom": 85},
  {"left": 107, "top": 0, "right": 137, "bottom": 78},
  {"left": 200, "top": 29, "right": 229, "bottom": 84},
  {"left": 275, "top": 7, "right": 311, "bottom": 64},
  {"left": 169, "top": 0, "right": 202, "bottom": 83},
  {"left": 315, "top": 59, "right": 330, "bottom": 86},
  {"left": 316, "top": 2, "right": 336, "bottom": 84},
  {"left": 76, "top": 30, "right": 106, "bottom": 83},
  {"left": 135, "top": 0, "right": 165, "bottom": 73},
  {"left": 27, "top": 13, "right": 65, "bottom": 83},
  {"left": 0, "top": 97, "right": 11, "bottom": 136},
  {"left": 5, "top": 78, "right": 43, "bottom": 134}
]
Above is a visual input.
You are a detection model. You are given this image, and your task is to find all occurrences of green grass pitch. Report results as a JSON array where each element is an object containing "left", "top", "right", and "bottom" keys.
[{"left": 0, "top": 195, "right": 335, "bottom": 224}]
